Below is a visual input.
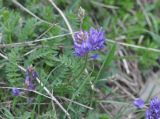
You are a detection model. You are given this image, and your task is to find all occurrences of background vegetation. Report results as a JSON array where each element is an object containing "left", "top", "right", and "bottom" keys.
[{"left": 0, "top": 0, "right": 160, "bottom": 119}]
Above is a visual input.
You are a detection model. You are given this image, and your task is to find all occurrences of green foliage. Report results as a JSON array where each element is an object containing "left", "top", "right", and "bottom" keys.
[
  {"left": 5, "top": 48, "right": 23, "bottom": 85},
  {"left": 2, "top": 107, "right": 14, "bottom": 119},
  {"left": 0, "top": 0, "right": 160, "bottom": 119},
  {"left": 1, "top": 10, "right": 20, "bottom": 43},
  {"left": 95, "top": 44, "right": 116, "bottom": 82},
  {"left": 15, "top": 18, "right": 37, "bottom": 41}
]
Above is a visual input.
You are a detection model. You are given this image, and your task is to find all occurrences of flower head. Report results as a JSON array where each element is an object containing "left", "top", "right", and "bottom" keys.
[
  {"left": 24, "top": 66, "right": 37, "bottom": 90},
  {"left": 12, "top": 88, "right": 20, "bottom": 96},
  {"left": 133, "top": 98, "right": 144, "bottom": 109},
  {"left": 74, "top": 28, "right": 105, "bottom": 57},
  {"left": 146, "top": 97, "right": 160, "bottom": 119}
]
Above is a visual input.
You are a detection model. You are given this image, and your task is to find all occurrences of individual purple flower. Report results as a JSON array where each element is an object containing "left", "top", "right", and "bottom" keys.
[
  {"left": 12, "top": 88, "right": 20, "bottom": 96},
  {"left": 74, "top": 28, "right": 105, "bottom": 57},
  {"left": 133, "top": 98, "right": 144, "bottom": 109},
  {"left": 146, "top": 97, "right": 160, "bottom": 119},
  {"left": 90, "top": 54, "right": 99, "bottom": 60}
]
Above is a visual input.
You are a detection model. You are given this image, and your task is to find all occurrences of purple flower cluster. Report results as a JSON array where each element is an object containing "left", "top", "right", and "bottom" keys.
[
  {"left": 11, "top": 66, "right": 38, "bottom": 96},
  {"left": 146, "top": 97, "right": 160, "bottom": 119},
  {"left": 25, "top": 66, "right": 38, "bottom": 90},
  {"left": 74, "top": 27, "right": 105, "bottom": 57}
]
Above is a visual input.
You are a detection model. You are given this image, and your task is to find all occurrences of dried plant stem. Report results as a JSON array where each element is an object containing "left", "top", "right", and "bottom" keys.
[
  {"left": 36, "top": 24, "right": 56, "bottom": 40},
  {"left": 58, "top": 96, "right": 93, "bottom": 110},
  {"left": 113, "top": 80, "right": 136, "bottom": 99},
  {"left": 0, "top": 86, "right": 93, "bottom": 110},
  {"left": 35, "top": 77, "right": 70, "bottom": 118},
  {"left": 12, "top": 0, "right": 53, "bottom": 25},
  {"left": 107, "top": 39, "right": 160, "bottom": 53},
  {"left": 48, "top": 0, "right": 75, "bottom": 42},
  {"left": 0, "top": 32, "right": 74, "bottom": 48},
  {"left": 0, "top": 87, "right": 52, "bottom": 99},
  {"left": 0, "top": 52, "right": 70, "bottom": 118},
  {"left": 118, "top": 50, "right": 130, "bottom": 74},
  {"left": 1, "top": 31, "right": 160, "bottom": 53}
]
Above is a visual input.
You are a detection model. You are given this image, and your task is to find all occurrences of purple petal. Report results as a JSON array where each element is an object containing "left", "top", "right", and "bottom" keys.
[
  {"left": 133, "top": 98, "right": 144, "bottom": 109},
  {"left": 146, "top": 97, "right": 160, "bottom": 118},
  {"left": 12, "top": 88, "right": 20, "bottom": 96},
  {"left": 90, "top": 54, "right": 99, "bottom": 60}
]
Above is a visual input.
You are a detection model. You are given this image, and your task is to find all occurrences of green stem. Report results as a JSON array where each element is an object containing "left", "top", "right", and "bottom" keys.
[
  {"left": 74, "top": 54, "right": 88, "bottom": 80},
  {"left": 65, "top": 72, "right": 92, "bottom": 119},
  {"left": 64, "top": 55, "right": 89, "bottom": 118},
  {"left": 94, "top": 59, "right": 105, "bottom": 82},
  {"left": 95, "top": 44, "right": 116, "bottom": 82}
]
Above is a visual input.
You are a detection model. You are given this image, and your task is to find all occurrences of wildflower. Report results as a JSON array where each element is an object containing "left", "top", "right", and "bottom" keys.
[
  {"left": 133, "top": 98, "right": 144, "bottom": 109},
  {"left": 74, "top": 30, "right": 91, "bottom": 57},
  {"left": 88, "top": 28, "right": 105, "bottom": 50},
  {"left": 12, "top": 88, "right": 20, "bottom": 96},
  {"left": 90, "top": 54, "right": 99, "bottom": 60},
  {"left": 74, "top": 27, "right": 105, "bottom": 57},
  {"left": 24, "top": 66, "right": 37, "bottom": 90},
  {"left": 146, "top": 97, "right": 160, "bottom": 119}
]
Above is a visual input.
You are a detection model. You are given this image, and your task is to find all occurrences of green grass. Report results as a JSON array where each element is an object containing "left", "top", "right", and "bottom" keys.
[{"left": 0, "top": 0, "right": 160, "bottom": 119}]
